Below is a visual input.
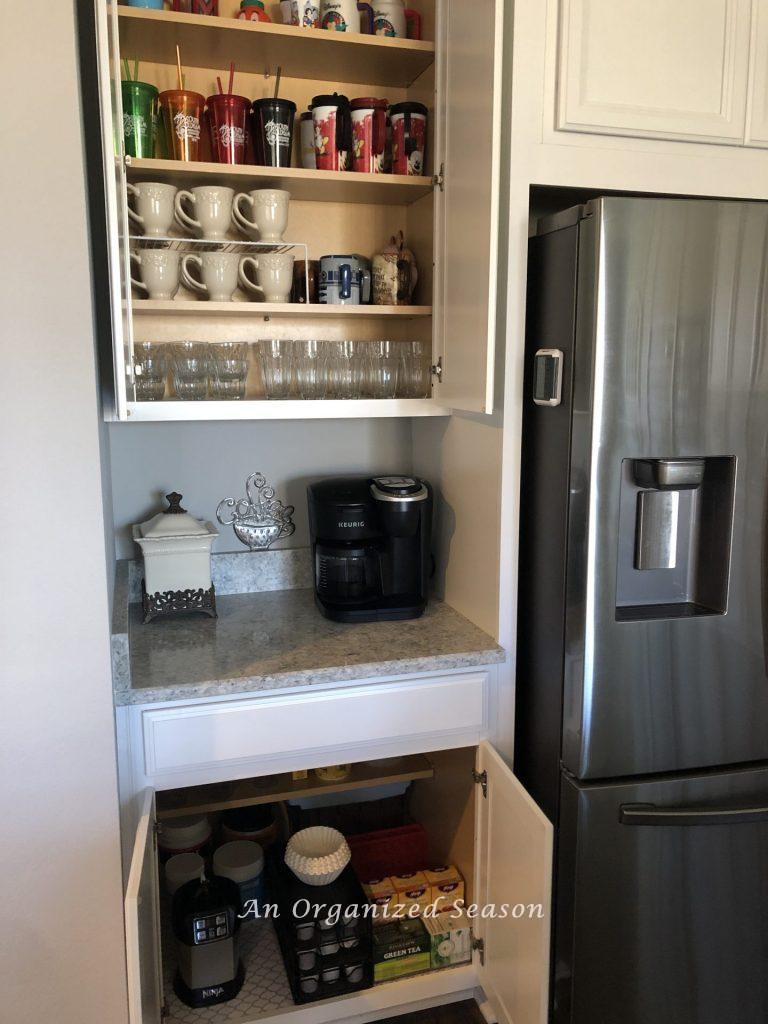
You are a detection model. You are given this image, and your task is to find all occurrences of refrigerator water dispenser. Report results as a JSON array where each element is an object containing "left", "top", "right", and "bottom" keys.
[{"left": 615, "top": 456, "right": 736, "bottom": 620}]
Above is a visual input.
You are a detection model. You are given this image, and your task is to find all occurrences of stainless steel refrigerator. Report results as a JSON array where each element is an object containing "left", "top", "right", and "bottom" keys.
[{"left": 515, "top": 196, "right": 768, "bottom": 1024}]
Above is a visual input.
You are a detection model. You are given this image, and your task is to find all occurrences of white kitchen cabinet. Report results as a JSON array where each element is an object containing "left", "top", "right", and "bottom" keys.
[
  {"left": 124, "top": 743, "right": 553, "bottom": 1024},
  {"left": 90, "top": 0, "right": 503, "bottom": 419},
  {"left": 555, "top": 0, "right": 752, "bottom": 144},
  {"left": 133, "top": 670, "right": 492, "bottom": 790},
  {"left": 746, "top": 0, "right": 768, "bottom": 144}
]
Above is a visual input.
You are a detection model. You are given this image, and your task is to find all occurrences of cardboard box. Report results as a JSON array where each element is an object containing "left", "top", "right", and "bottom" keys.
[
  {"left": 363, "top": 878, "right": 397, "bottom": 921},
  {"left": 391, "top": 871, "right": 431, "bottom": 916},
  {"left": 372, "top": 918, "right": 431, "bottom": 983},
  {"left": 423, "top": 865, "right": 465, "bottom": 912},
  {"left": 423, "top": 910, "right": 473, "bottom": 968}
]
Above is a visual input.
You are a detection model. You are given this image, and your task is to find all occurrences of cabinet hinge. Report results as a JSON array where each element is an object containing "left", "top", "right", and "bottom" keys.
[
  {"left": 473, "top": 769, "right": 488, "bottom": 798},
  {"left": 432, "top": 163, "right": 444, "bottom": 191},
  {"left": 152, "top": 821, "right": 162, "bottom": 848},
  {"left": 430, "top": 356, "right": 443, "bottom": 383},
  {"left": 472, "top": 936, "right": 485, "bottom": 966}
]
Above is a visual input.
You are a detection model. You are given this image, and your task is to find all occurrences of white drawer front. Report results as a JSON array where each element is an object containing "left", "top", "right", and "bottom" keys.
[{"left": 142, "top": 673, "right": 490, "bottom": 779}]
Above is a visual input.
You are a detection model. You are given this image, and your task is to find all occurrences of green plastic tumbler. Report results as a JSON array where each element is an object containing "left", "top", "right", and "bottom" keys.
[{"left": 121, "top": 80, "right": 159, "bottom": 158}]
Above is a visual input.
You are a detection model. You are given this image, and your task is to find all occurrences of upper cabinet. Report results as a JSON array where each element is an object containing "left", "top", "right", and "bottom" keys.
[
  {"left": 89, "top": 1, "right": 502, "bottom": 422},
  {"left": 555, "top": 0, "right": 752, "bottom": 144},
  {"left": 747, "top": 0, "right": 768, "bottom": 145}
]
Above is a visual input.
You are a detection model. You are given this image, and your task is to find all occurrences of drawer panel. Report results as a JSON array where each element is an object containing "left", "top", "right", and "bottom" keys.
[{"left": 142, "top": 673, "right": 489, "bottom": 779}]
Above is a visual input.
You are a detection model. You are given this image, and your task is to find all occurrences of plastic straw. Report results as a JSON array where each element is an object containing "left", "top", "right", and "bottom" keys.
[
  {"left": 176, "top": 44, "right": 184, "bottom": 91},
  {"left": 217, "top": 75, "right": 224, "bottom": 95},
  {"left": 133, "top": 59, "right": 139, "bottom": 82},
  {"left": 273, "top": 66, "right": 282, "bottom": 100},
  {"left": 228, "top": 61, "right": 235, "bottom": 96}
]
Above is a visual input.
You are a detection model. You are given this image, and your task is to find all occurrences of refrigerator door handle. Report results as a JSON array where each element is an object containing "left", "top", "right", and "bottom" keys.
[{"left": 620, "top": 802, "right": 768, "bottom": 826}]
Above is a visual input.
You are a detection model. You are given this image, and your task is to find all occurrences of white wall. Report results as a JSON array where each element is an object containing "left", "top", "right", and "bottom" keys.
[
  {"left": 0, "top": 4, "right": 128, "bottom": 1023},
  {"left": 109, "top": 418, "right": 412, "bottom": 557}
]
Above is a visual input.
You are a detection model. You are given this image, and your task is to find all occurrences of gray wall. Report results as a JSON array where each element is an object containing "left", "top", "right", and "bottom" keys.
[
  {"left": 0, "top": 3, "right": 128, "bottom": 1022},
  {"left": 109, "top": 419, "right": 413, "bottom": 557}
]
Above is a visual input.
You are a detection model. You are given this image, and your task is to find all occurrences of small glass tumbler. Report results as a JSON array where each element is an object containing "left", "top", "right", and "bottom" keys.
[
  {"left": 258, "top": 338, "right": 294, "bottom": 399},
  {"left": 209, "top": 342, "right": 249, "bottom": 399},
  {"left": 133, "top": 342, "right": 168, "bottom": 401},
  {"left": 327, "top": 339, "right": 364, "bottom": 399},
  {"left": 369, "top": 339, "right": 399, "bottom": 399},
  {"left": 171, "top": 342, "right": 209, "bottom": 400},
  {"left": 295, "top": 339, "right": 326, "bottom": 399},
  {"left": 399, "top": 340, "right": 428, "bottom": 398}
]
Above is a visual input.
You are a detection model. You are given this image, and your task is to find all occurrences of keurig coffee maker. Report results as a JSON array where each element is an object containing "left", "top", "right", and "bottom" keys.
[
  {"left": 172, "top": 874, "right": 245, "bottom": 1008},
  {"left": 307, "top": 475, "right": 432, "bottom": 622}
]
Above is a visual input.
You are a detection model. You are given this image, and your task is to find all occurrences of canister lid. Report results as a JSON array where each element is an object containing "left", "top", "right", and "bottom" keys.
[
  {"left": 159, "top": 814, "right": 212, "bottom": 851},
  {"left": 137, "top": 492, "right": 214, "bottom": 539},
  {"left": 165, "top": 853, "right": 205, "bottom": 895},
  {"left": 214, "top": 841, "right": 265, "bottom": 884}
]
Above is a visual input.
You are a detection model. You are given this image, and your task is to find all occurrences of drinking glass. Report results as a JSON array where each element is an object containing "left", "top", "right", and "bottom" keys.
[
  {"left": 295, "top": 339, "right": 327, "bottom": 399},
  {"left": 369, "top": 340, "right": 399, "bottom": 399},
  {"left": 399, "top": 340, "right": 428, "bottom": 398},
  {"left": 327, "top": 339, "right": 364, "bottom": 399},
  {"left": 133, "top": 342, "right": 168, "bottom": 401},
  {"left": 258, "top": 339, "right": 294, "bottom": 399},
  {"left": 209, "top": 342, "right": 249, "bottom": 400},
  {"left": 171, "top": 342, "right": 209, "bottom": 400}
]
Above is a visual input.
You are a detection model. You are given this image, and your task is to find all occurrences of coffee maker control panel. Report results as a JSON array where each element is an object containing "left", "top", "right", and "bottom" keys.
[{"left": 193, "top": 912, "right": 231, "bottom": 944}]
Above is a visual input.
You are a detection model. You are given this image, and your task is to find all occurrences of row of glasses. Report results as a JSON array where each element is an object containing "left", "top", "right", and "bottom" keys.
[
  {"left": 259, "top": 339, "right": 429, "bottom": 400},
  {"left": 133, "top": 339, "right": 429, "bottom": 401},
  {"left": 133, "top": 342, "right": 250, "bottom": 401}
]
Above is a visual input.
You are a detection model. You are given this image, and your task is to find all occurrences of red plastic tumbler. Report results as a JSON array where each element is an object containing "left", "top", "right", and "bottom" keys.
[{"left": 206, "top": 93, "right": 251, "bottom": 165}]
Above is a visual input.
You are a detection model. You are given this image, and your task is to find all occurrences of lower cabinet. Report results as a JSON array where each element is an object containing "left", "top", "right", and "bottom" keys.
[{"left": 125, "top": 742, "right": 552, "bottom": 1024}]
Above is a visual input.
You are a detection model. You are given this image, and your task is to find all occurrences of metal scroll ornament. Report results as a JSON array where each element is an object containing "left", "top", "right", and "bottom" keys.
[{"left": 216, "top": 472, "right": 295, "bottom": 551}]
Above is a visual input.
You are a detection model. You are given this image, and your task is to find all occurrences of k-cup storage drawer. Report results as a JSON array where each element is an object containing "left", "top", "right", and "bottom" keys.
[{"left": 140, "top": 672, "right": 491, "bottom": 787}]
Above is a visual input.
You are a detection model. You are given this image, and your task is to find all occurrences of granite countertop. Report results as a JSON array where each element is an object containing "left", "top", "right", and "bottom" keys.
[{"left": 115, "top": 586, "right": 504, "bottom": 706}]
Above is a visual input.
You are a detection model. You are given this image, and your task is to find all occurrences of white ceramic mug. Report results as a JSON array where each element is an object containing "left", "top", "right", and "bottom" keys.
[
  {"left": 174, "top": 186, "right": 235, "bottom": 241},
  {"left": 181, "top": 252, "right": 246, "bottom": 302},
  {"left": 232, "top": 189, "right": 290, "bottom": 243},
  {"left": 130, "top": 249, "right": 180, "bottom": 300},
  {"left": 281, "top": 0, "right": 320, "bottom": 25},
  {"left": 127, "top": 182, "right": 177, "bottom": 238},
  {"left": 320, "top": 0, "right": 373, "bottom": 32},
  {"left": 238, "top": 253, "right": 295, "bottom": 303}
]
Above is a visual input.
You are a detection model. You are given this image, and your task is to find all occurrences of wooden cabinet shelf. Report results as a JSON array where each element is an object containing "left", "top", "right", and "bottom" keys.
[
  {"left": 132, "top": 300, "right": 433, "bottom": 318},
  {"left": 117, "top": 7, "right": 435, "bottom": 88},
  {"left": 125, "top": 157, "right": 434, "bottom": 204},
  {"left": 156, "top": 753, "right": 435, "bottom": 819}
]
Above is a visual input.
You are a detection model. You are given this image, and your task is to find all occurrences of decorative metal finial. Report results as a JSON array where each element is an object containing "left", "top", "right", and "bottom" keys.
[
  {"left": 164, "top": 492, "right": 187, "bottom": 514},
  {"left": 216, "top": 472, "right": 295, "bottom": 551}
]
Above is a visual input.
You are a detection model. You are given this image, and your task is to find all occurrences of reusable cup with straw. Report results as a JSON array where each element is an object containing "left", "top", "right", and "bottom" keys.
[
  {"left": 251, "top": 67, "right": 296, "bottom": 168},
  {"left": 207, "top": 62, "right": 250, "bottom": 165},
  {"left": 121, "top": 60, "right": 158, "bottom": 159},
  {"left": 159, "top": 46, "right": 205, "bottom": 162}
]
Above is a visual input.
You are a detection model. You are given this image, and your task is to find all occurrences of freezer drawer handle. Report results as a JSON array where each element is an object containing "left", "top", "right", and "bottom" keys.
[{"left": 620, "top": 802, "right": 768, "bottom": 826}]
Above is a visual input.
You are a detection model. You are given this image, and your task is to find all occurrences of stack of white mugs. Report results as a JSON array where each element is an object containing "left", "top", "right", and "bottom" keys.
[{"left": 128, "top": 182, "right": 297, "bottom": 303}]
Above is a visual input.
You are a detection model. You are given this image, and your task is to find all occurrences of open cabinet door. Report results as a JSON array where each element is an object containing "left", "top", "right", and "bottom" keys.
[
  {"left": 90, "top": 0, "right": 133, "bottom": 419},
  {"left": 125, "top": 789, "right": 163, "bottom": 1024},
  {"left": 434, "top": 0, "right": 504, "bottom": 414},
  {"left": 475, "top": 742, "right": 553, "bottom": 1024}
]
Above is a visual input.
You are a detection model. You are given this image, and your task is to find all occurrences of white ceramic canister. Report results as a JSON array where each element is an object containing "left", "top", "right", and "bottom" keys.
[
  {"left": 132, "top": 492, "right": 218, "bottom": 609},
  {"left": 157, "top": 814, "right": 212, "bottom": 860},
  {"left": 213, "top": 840, "right": 265, "bottom": 913},
  {"left": 165, "top": 852, "right": 205, "bottom": 895}
]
